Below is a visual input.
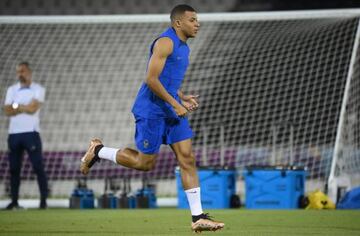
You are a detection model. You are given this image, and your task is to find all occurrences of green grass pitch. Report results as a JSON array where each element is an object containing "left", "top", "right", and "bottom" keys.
[{"left": 0, "top": 209, "right": 360, "bottom": 235}]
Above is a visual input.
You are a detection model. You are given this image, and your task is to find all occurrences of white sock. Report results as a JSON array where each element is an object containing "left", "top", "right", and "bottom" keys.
[
  {"left": 98, "top": 147, "right": 119, "bottom": 164},
  {"left": 185, "top": 187, "right": 203, "bottom": 216}
]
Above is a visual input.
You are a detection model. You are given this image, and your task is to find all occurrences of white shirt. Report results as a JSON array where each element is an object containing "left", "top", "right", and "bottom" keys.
[{"left": 4, "top": 82, "right": 45, "bottom": 134}]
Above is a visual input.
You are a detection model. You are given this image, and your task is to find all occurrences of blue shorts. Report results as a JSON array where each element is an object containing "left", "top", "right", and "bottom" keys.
[{"left": 134, "top": 115, "right": 194, "bottom": 154}]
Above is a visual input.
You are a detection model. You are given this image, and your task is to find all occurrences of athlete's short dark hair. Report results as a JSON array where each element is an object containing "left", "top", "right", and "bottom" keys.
[{"left": 170, "top": 4, "right": 196, "bottom": 22}]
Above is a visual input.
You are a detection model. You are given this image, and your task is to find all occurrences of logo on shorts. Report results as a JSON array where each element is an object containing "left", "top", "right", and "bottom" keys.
[{"left": 143, "top": 139, "right": 149, "bottom": 148}]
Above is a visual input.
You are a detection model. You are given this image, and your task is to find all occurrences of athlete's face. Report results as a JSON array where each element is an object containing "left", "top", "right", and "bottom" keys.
[{"left": 178, "top": 11, "right": 200, "bottom": 38}]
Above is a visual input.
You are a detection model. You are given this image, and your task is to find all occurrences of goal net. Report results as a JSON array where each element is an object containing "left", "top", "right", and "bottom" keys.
[{"left": 0, "top": 10, "right": 360, "bottom": 200}]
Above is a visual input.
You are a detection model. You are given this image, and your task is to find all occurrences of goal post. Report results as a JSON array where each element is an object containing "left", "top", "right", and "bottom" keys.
[
  {"left": 327, "top": 19, "right": 360, "bottom": 203},
  {"left": 0, "top": 9, "right": 360, "bottom": 199}
]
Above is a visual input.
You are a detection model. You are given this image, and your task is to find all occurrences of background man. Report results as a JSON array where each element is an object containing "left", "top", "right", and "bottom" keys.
[{"left": 3, "top": 62, "right": 48, "bottom": 209}]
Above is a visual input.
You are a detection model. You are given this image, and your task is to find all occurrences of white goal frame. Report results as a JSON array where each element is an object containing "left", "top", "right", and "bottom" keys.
[{"left": 1, "top": 8, "right": 360, "bottom": 24}]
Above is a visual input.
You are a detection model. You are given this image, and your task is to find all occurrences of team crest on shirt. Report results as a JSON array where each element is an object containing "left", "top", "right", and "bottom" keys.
[{"left": 143, "top": 139, "right": 149, "bottom": 148}]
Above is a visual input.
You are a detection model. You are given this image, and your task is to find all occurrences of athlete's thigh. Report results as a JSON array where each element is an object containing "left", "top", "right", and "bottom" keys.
[
  {"left": 137, "top": 151, "right": 157, "bottom": 157},
  {"left": 165, "top": 117, "right": 194, "bottom": 146},
  {"left": 134, "top": 116, "right": 165, "bottom": 155},
  {"left": 170, "top": 138, "right": 194, "bottom": 160}
]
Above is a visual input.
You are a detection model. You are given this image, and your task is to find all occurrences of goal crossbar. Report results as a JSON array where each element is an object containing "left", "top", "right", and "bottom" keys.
[{"left": 1, "top": 9, "right": 360, "bottom": 24}]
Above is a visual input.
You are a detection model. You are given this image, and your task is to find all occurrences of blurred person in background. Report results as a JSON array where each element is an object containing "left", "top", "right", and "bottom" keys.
[
  {"left": 80, "top": 4, "right": 224, "bottom": 233},
  {"left": 3, "top": 62, "right": 48, "bottom": 210}
]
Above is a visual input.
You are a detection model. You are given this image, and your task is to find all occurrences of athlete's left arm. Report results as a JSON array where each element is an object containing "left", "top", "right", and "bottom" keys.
[
  {"left": 18, "top": 99, "right": 42, "bottom": 114},
  {"left": 178, "top": 90, "right": 199, "bottom": 112}
]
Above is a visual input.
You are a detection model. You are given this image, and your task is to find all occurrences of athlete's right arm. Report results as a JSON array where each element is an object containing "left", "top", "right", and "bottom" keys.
[{"left": 146, "top": 37, "right": 187, "bottom": 117}]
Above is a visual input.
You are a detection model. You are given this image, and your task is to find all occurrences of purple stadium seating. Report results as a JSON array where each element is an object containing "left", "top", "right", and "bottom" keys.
[{"left": 0, "top": 149, "right": 237, "bottom": 181}]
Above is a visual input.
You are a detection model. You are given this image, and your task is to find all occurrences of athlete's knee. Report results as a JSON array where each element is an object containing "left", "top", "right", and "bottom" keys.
[
  {"left": 177, "top": 146, "right": 193, "bottom": 158},
  {"left": 178, "top": 152, "right": 196, "bottom": 170},
  {"left": 139, "top": 159, "right": 156, "bottom": 171},
  {"left": 136, "top": 154, "right": 157, "bottom": 171}
]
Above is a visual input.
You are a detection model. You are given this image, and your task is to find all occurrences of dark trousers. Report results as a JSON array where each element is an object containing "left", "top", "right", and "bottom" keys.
[{"left": 7, "top": 132, "right": 48, "bottom": 202}]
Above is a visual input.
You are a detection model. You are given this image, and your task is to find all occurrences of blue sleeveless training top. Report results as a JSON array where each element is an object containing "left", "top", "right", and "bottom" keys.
[{"left": 131, "top": 27, "right": 190, "bottom": 118}]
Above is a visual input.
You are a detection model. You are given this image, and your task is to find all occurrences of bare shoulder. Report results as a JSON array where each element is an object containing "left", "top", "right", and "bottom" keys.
[{"left": 153, "top": 37, "right": 173, "bottom": 56}]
